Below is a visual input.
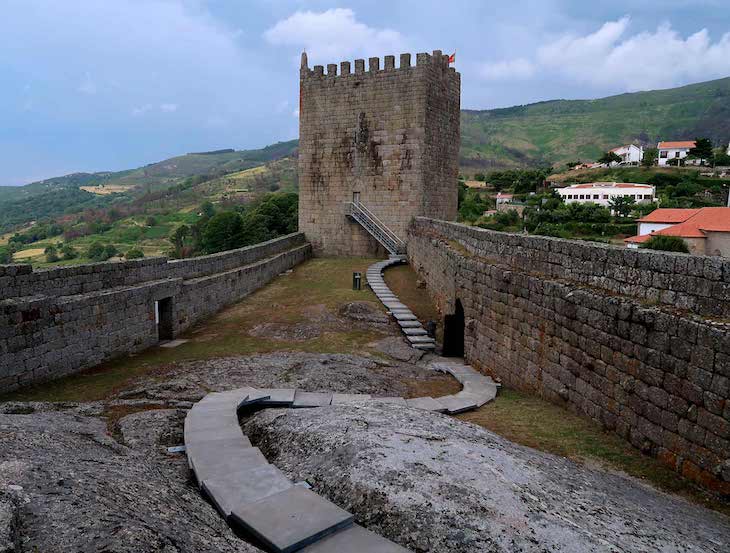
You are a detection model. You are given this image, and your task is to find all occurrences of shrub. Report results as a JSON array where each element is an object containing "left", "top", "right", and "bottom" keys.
[
  {"left": 104, "top": 244, "right": 119, "bottom": 259},
  {"left": 44, "top": 245, "right": 59, "bottom": 263},
  {"left": 61, "top": 244, "right": 78, "bottom": 260},
  {"left": 125, "top": 248, "right": 145, "bottom": 259},
  {"left": 642, "top": 235, "right": 689, "bottom": 253}
]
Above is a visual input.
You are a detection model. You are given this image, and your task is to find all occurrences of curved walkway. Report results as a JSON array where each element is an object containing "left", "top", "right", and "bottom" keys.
[
  {"left": 366, "top": 256, "right": 436, "bottom": 351},
  {"left": 184, "top": 359, "right": 498, "bottom": 552}
]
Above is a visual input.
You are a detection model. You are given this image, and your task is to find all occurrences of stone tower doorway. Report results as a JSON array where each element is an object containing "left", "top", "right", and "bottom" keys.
[
  {"left": 442, "top": 298, "right": 465, "bottom": 357},
  {"left": 156, "top": 297, "right": 174, "bottom": 341}
]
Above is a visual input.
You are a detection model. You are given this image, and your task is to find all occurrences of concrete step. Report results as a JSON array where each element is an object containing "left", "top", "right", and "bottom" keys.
[
  {"left": 302, "top": 524, "right": 410, "bottom": 552},
  {"left": 406, "top": 396, "right": 447, "bottom": 412},
  {"left": 293, "top": 391, "right": 333, "bottom": 408},
  {"left": 402, "top": 328, "right": 428, "bottom": 336},
  {"left": 202, "top": 464, "right": 294, "bottom": 518},
  {"left": 230, "top": 486, "right": 354, "bottom": 553}
]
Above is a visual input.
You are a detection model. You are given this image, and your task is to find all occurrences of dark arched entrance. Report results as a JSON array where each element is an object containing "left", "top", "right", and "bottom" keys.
[{"left": 442, "top": 299, "right": 464, "bottom": 357}]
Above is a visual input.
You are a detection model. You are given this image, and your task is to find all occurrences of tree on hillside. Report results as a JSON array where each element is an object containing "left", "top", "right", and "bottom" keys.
[
  {"left": 44, "top": 245, "right": 59, "bottom": 263},
  {"left": 688, "top": 138, "right": 714, "bottom": 164},
  {"left": 608, "top": 195, "right": 636, "bottom": 218},
  {"left": 598, "top": 151, "right": 622, "bottom": 166},
  {"left": 642, "top": 235, "right": 689, "bottom": 253},
  {"left": 642, "top": 148, "right": 658, "bottom": 167},
  {"left": 170, "top": 224, "right": 191, "bottom": 258},
  {"left": 202, "top": 212, "right": 244, "bottom": 254}
]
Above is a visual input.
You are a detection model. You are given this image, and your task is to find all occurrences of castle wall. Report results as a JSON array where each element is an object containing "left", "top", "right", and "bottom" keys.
[
  {"left": 408, "top": 218, "right": 730, "bottom": 492},
  {"left": 298, "top": 52, "right": 459, "bottom": 256},
  {"left": 0, "top": 233, "right": 311, "bottom": 393}
]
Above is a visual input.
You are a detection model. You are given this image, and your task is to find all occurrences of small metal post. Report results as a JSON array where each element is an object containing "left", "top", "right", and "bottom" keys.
[{"left": 352, "top": 272, "right": 362, "bottom": 290}]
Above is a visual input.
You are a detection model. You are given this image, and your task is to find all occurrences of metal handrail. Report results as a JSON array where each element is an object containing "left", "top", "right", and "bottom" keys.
[
  {"left": 352, "top": 203, "right": 403, "bottom": 247},
  {"left": 346, "top": 202, "right": 406, "bottom": 252}
]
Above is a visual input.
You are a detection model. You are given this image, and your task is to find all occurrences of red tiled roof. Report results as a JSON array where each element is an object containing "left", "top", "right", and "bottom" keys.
[
  {"left": 658, "top": 141, "right": 696, "bottom": 149},
  {"left": 638, "top": 208, "right": 700, "bottom": 224},
  {"left": 628, "top": 207, "right": 730, "bottom": 242},
  {"left": 624, "top": 234, "right": 652, "bottom": 244}
]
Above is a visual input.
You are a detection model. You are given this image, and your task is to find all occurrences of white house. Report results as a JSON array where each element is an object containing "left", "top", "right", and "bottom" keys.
[
  {"left": 657, "top": 140, "right": 695, "bottom": 166},
  {"left": 495, "top": 192, "right": 514, "bottom": 205},
  {"left": 556, "top": 182, "right": 655, "bottom": 207},
  {"left": 610, "top": 144, "right": 643, "bottom": 164}
]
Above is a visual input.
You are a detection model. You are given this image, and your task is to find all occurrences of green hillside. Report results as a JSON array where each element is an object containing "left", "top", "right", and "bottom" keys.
[{"left": 461, "top": 76, "right": 730, "bottom": 169}]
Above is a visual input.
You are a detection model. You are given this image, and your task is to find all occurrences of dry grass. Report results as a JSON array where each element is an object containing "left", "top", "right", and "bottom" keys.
[{"left": 12, "top": 247, "right": 45, "bottom": 260}]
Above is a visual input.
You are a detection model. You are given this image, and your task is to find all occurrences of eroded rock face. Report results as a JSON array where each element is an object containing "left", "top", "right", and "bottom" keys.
[
  {"left": 118, "top": 353, "right": 442, "bottom": 401},
  {"left": 0, "top": 408, "right": 258, "bottom": 553},
  {"left": 244, "top": 404, "right": 730, "bottom": 553}
]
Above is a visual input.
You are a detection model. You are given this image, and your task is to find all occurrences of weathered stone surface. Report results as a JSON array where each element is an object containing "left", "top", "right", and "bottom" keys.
[
  {"left": 0, "top": 408, "right": 259, "bottom": 552},
  {"left": 121, "top": 353, "right": 444, "bottom": 401},
  {"left": 338, "top": 301, "right": 389, "bottom": 326},
  {"left": 244, "top": 403, "right": 730, "bottom": 553},
  {"left": 0, "top": 233, "right": 311, "bottom": 394},
  {"left": 299, "top": 52, "right": 460, "bottom": 257},
  {"left": 409, "top": 217, "right": 730, "bottom": 492}
]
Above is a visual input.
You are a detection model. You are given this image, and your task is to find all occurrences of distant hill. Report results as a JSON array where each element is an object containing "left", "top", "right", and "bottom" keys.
[
  {"left": 460, "top": 76, "right": 730, "bottom": 170},
  {"left": 3, "top": 76, "right": 730, "bottom": 232}
]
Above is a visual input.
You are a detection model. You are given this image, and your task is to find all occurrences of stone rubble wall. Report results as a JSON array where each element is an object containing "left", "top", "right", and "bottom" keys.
[
  {"left": 408, "top": 218, "right": 730, "bottom": 492},
  {"left": 298, "top": 51, "right": 459, "bottom": 256},
  {"left": 0, "top": 233, "right": 311, "bottom": 393}
]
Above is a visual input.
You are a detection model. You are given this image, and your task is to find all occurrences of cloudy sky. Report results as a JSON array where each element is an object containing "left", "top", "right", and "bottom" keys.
[{"left": 2, "top": 0, "right": 730, "bottom": 185}]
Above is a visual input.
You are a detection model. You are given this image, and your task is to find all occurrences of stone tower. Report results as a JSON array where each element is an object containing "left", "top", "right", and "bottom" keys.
[{"left": 298, "top": 50, "right": 460, "bottom": 256}]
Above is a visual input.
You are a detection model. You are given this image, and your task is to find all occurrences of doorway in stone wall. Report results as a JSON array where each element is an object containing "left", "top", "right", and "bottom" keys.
[
  {"left": 156, "top": 297, "right": 174, "bottom": 341},
  {"left": 442, "top": 298, "right": 465, "bottom": 357}
]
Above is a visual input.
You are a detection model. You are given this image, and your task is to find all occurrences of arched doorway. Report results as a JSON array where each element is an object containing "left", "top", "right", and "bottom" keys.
[{"left": 442, "top": 298, "right": 464, "bottom": 357}]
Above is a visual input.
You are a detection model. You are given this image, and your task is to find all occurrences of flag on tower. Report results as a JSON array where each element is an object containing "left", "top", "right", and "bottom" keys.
[{"left": 448, "top": 53, "right": 455, "bottom": 64}]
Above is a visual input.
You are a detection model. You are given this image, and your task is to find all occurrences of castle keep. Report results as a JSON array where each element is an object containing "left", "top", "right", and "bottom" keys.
[{"left": 298, "top": 50, "right": 460, "bottom": 256}]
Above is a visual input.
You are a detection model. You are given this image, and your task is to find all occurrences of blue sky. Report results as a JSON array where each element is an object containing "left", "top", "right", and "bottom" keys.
[{"left": 2, "top": 0, "right": 730, "bottom": 185}]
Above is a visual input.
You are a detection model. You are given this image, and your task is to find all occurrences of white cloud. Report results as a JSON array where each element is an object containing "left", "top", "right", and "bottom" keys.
[
  {"left": 264, "top": 8, "right": 406, "bottom": 64},
  {"left": 160, "top": 103, "right": 178, "bottom": 113},
  {"left": 479, "top": 17, "right": 730, "bottom": 92},
  {"left": 132, "top": 104, "right": 152, "bottom": 116},
  {"left": 78, "top": 72, "right": 97, "bottom": 95},
  {"left": 479, "top": 58, "right": 535, "bottom": 80}
]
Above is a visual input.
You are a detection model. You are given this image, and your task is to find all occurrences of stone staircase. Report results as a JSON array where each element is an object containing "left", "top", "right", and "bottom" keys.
[
  {"left": 184, "top": 360, "right": 498, "bottom": 552},
  {"left": 366, "top": 257, "right": 436, "bottom": 351},
  {"left": 345, "top": 202, "right": 406, "bottom": 255}
]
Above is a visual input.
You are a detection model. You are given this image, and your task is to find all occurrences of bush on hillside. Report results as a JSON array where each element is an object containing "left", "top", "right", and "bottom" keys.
[
  {"left": 125, "top": 248, "right": 145, "bottom": 259},
  {"left": 642, "top": 235, "right": 689, "bottom": 253},
  {"left": 44, "top": 245, "right": 59, "bottom": 263},
  {"left": 61, "top": 244, "right": 78, "bottom": 260}
]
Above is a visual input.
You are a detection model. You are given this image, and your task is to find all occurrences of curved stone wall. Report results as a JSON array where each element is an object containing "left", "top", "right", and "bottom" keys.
[
  {"left": 408, "top": 218, "right": 730, "bottom": 493},
  {"left": 0, "top": 233, "right": 311, "bottom": 393}
]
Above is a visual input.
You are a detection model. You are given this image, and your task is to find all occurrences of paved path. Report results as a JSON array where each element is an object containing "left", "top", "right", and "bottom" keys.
[
  {"left": 366, "top": 256, "right": 437, "bottom": 350},
  {"left": 184, "top": 359, "right": 498, "bottom": 552}
]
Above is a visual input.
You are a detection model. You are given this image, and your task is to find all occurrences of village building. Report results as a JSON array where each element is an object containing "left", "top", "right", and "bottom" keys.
[
  {"left": 556, "top": 182, "right": 655, "bottom": 207},
  {"left": 609, "top": 144, "right": 643, "bottom": 164},
  {"left": 625, "top": 207, "right": 730, "bottom": 256},
  {"left": 657, "top": 140, "right": 696, "bottom": 166}
]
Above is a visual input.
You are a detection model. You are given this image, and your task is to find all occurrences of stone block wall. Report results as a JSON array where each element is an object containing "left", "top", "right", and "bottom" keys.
[
  {"left": 0, "top": 233, "right": 311, "bottom": 393},
  {"left": 298, "top": 51, "right": 460, "bottom": 256},
  {"left": 408, "top": 218, "right": 730, "bottom": 492}
]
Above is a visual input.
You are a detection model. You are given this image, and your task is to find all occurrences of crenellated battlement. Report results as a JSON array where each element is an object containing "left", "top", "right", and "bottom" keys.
[{"left": 300, "top": 50, "right": 457, "bottom": 80}]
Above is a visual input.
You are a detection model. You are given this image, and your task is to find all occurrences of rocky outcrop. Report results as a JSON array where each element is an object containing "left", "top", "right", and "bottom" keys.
[
  {"left": 244, "top": 403, "right": 730, "bottom": 553},
  {"left": 0, "top": 407, "right": 259, "bottom": 552}
]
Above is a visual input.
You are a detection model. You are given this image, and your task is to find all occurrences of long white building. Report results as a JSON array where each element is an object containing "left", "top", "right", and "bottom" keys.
[{"left": 556, "top": 182, "right": 655, "bottom": 207}]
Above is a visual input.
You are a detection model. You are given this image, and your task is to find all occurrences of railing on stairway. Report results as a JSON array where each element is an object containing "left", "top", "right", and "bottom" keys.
[{"left": 345, "top": 202, "right": 407, "bottom": 255}]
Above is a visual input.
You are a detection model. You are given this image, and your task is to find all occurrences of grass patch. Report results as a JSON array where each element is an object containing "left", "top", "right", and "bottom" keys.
[
  {"left": 459, "top": 387, "right": 730, "bottom": 516},
  {"left": 2, "top": 257, "right": 391, "bottom": 403}
]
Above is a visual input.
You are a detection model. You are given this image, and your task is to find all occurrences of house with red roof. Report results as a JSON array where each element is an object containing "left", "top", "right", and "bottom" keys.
[
  {"left": 657, "top": 140, "right": 696, "bottom": 166},
  {"left": 625, "top": 207, "right": 730, "bottom": 256}
]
